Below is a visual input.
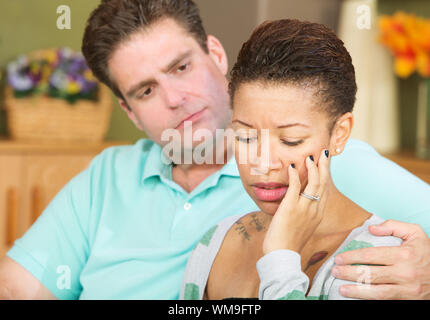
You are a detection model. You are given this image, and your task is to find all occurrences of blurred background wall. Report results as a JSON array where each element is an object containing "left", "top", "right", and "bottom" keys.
[{"left": 0, "top": 0, "right": 429, "bottom": 148}]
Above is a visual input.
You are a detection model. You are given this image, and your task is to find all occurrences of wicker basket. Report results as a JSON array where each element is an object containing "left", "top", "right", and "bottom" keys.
[
  {"left": 3, "top": 48, "right": 113, "bottom": 143},
  {"left": 4, "top": 83, "right": 113, "bottom": 143}
]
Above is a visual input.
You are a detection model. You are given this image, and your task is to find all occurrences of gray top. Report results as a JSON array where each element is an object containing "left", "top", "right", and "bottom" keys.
[{"left": 180, "top": 213, "right": 402, "bottom": 300}]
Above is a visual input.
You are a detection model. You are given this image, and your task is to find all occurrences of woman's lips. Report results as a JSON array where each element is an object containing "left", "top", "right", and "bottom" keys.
[
  {"left": 176, "top": 109, "right": 206, "bottom": 129},
  {"left": 252, "top": 183, "right": 288, "bottom": 202}
]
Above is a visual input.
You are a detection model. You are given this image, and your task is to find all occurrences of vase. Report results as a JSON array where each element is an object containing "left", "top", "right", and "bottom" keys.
[
  {"left": 416, "top": 78, "right": 430, "bottom": 159},
  {"left": 338, "top": 0, "right": 400, "bottom": 154}
]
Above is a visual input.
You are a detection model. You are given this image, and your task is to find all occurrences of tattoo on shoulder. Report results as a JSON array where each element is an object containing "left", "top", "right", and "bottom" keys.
[{"left": 234, "top": 220, "right": 251, "bottom": 241}]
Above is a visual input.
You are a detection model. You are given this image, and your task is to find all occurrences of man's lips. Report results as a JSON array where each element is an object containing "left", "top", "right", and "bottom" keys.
[
  {"left": 251, "top": 182, "right": 288, "bottom": 202},
  {"left": 176, "top": 109, "right": 206, "bottom": 129}
]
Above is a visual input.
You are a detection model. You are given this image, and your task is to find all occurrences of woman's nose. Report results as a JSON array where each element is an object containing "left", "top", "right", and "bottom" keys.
[{"left": 251, "top": 148, "right": 283, "bottom": 175}]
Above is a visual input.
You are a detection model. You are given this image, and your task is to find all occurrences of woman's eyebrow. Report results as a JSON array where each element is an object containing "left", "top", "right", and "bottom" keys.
[
  {"left": 232, "top": 119, "right": 309, "bottom": 129},
  {"left": 277, "top": 123, "right": 310, "bottom": 129},
  {"left": 232, "top": 119, "right": 253, "bottom": 128}
]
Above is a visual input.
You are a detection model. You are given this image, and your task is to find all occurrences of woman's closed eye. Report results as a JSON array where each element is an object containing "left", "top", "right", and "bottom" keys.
[
  {"left": 235, "top": 136, "right": 257, "bottom": 143},
  {"left": 281, "top": 139, "right": 304, "bottom": 147},
  {"left": 235, "top": 136, "right": 304, "bottom": 146}
]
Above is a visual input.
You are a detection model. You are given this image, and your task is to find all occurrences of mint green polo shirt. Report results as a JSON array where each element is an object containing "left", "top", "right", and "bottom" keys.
[
  {"left": 6, "top": 138, "right": 430, "bottom": 299},
  {"left": 6, "top": 139, "right": 259, "bottom": 299}
]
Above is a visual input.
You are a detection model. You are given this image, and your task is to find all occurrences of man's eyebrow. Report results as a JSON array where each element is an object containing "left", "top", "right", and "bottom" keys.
[
  {"left": 162, "top": 50, "right": 192, "bottom": 73},
  {"left": 126, "top": 79, "right": 156, "bottom": 99},
  {"left": 232, "top": 119, "right": 309, "bottom": 129},
  {"left": 125, "top": 50, "right": 192, "bottom": 99}
]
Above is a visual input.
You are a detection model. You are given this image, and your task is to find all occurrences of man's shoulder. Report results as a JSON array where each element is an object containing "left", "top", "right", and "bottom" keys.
[
  {"left": 89, "top": 138, "right": 155, "bottom": 169},
  {"left": 342, "top": 139, "right": 378, "bottom": 157},
  {"left": 96, "top": 138, "right": 154, "bottom": 159}
]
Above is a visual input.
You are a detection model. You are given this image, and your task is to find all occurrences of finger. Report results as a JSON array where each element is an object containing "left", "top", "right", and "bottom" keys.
[
  {"left": 317, "top": 149, "right": 330, "bottom": 196},
  {"left": 368, "top": 219, "right": 426, "bottom": 241},
  {"left": 299, "top": 155, "right": 320, "bottom": 204},
  {"left": 338, "top": 284, "right": 401, "bottom": 300},
  {"left": 334, "top": 246, "right": 400, "bottom": 266},
  {"left": 331, "top": 264, "right": 400, "bottom": 284},
  {"left": 277, "top": 164, "right": 301, "bottom": 211}
]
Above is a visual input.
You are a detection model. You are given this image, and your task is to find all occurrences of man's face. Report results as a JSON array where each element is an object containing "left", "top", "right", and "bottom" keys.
[{"left": 108, "top": 18, "right": 232, "bottom": 151}]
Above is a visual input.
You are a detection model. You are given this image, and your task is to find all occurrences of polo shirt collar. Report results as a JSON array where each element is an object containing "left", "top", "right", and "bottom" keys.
[
  {"left": 141, "top": 142, "right": 240, "bottom": 184},
  {"left": 142, "top": 143, "right": 171, "bottom": 182}
]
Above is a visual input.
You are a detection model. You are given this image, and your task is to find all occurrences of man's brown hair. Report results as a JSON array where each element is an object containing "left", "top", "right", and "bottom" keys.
[
  {"left": 82, "top": 0, "right": 208, "bottom": 107},
  {"left": 229, "top": 19, "right": 357, "bottom": 131}
]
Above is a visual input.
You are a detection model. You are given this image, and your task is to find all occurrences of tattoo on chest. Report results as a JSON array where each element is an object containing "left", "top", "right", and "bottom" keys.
[
  {"left": 234, "top": 220, "right": 250, "bottom": 240},
  {"left": 250, "top": 213, "right": 264, "bottom": 231},
  {"left": 305, "top": 251, "right": 328, "bottom": 271}
]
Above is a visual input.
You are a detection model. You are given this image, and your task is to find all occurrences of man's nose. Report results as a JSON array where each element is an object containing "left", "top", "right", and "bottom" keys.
[{"left": 161, "top": 81, "right": 186, "bottom": 108}]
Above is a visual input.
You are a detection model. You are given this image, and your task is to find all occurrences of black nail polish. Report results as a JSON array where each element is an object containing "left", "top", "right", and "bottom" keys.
[
  {"left": 309, "top": 155, "right": 314, "bottom": 162},
  {"left": 291, "top": 163, "right": 295, "bottom": 169},
  {"left": 325, "top": 150, "right": 329, "bottom": 158}
]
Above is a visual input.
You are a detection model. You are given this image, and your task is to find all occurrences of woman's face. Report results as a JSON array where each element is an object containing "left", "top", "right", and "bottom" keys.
[{"left": 232, "top": 81, "right": 333, "bottom": 215}]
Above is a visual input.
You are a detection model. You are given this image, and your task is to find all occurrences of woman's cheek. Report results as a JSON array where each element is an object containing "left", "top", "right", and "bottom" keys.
[{"left": 298, "top": 159, "right": 310, "bottom": 192}]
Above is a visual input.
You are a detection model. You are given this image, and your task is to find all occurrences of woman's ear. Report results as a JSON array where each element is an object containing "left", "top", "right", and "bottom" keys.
[
  {"left": 206, "top": 35, "right": 228, "bottom": 76},
  {"left": 330, "top": 112, "right": 354, "bottom": 155}
]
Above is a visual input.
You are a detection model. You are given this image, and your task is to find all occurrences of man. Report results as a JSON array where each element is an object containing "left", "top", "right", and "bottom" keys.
[{"left": 0, "top": 0, "right": 429, "bottom": 300}]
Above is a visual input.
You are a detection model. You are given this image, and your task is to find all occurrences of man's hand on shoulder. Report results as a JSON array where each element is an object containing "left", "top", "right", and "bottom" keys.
[
  {"left": 331, "top": 220, "right": 430, "bottom": 299},
  {"left": 0, "top": 256, "right": 57, "bottom": 300}
]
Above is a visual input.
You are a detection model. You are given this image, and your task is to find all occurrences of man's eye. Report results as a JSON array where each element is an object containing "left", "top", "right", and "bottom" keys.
[
  {"left": 138, "top": 87, "right": 152, "bottom": 99},
  {"left": 236, "top": 136, "right": 257, "bottom": 143},
  {"left": 281, "top": 139, "right": 303, "bottom": 146},
  {"left": 177, "top": 63, "right": 188, "bottom": 73}
]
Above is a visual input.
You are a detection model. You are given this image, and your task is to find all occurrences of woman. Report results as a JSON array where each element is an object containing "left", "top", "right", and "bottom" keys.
[{"left": 180, "top": 19, "right": 401, "bottom": 300}]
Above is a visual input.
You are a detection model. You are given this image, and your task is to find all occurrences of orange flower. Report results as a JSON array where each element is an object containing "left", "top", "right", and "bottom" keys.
[
  {"left": 379, "top": 11, "right": 430, "bottom": 78},
  {"left": 395, "top": 56, "right": 416, "bottom": 78}
]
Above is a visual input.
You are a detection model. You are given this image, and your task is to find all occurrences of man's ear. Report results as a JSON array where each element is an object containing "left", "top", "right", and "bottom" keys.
[
  {"left": 206, "top": 35, "right": 228, "bottom": 76},
  {"left": 118, "top": 99, "right": 144, "bottom": 131},
  {"left": 330, "top": 112, "right": 354, "bottom": 155}
]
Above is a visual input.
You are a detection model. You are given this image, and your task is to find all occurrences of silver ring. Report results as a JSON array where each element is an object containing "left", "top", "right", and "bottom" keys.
[{"left": 300, "top": 192, "right": 320, "bottom": 201}]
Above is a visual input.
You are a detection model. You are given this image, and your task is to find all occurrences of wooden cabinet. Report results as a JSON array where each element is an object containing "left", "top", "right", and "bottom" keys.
[
  {"left": 384, "top": 150, "right": 430, "bottom": 184},
  {"left": 0, "top": 139, "right": 130, "bottom": 258}
]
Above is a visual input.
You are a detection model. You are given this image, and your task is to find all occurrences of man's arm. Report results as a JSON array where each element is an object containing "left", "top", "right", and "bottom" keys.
[
  {"left": 332, "top": 220, "right": 430, "bottom": 299},
  {"left": 0, "top": 256, "right": 57, "bottom": 299},
  {"left": 2, "top": 149, "right": 103, "bottom": 300},
  {"left": 330, "top": 140, "right": 430, "bottom": 299}
]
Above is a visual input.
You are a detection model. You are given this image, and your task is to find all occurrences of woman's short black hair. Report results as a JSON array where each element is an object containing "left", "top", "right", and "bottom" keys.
[{"left": 229, "top": 19, "right": 357, "bottom": 132}]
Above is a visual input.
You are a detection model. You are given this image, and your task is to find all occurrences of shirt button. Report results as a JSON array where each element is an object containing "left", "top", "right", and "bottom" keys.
[{"left": 184, "top": 202, "right": 192, "bottom": 211}]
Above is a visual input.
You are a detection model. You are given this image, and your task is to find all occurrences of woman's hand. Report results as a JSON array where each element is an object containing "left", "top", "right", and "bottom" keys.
[{"left": 262, "top": 149, "right": 331, "bottom": 255}]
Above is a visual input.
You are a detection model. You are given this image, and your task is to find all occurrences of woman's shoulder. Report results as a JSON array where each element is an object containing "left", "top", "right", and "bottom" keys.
[
  {"left": 225, "top": 211, "right": 269, "bottom": 239},
  {"left": 180, "top": 212, "right": 256, "bottom": 299},
  {"left": 339, "top": 214, "right": 402, "bottom": 254},
  {"left": 202, "top": 211, "right": 269, "bottom": 258}
]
